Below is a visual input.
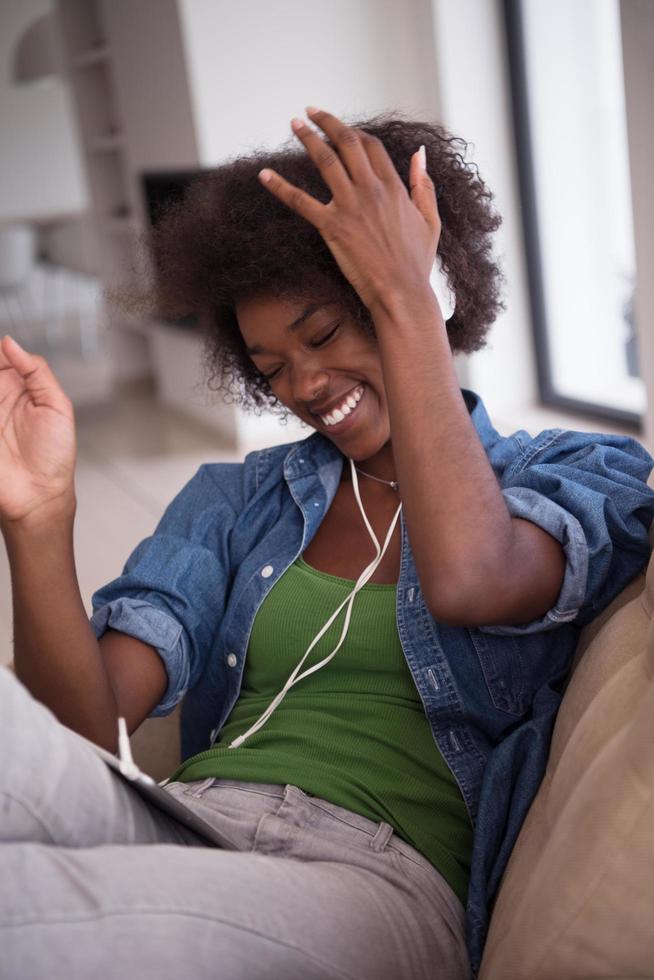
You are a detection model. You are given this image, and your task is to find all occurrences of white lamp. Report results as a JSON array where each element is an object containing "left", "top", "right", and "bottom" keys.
[{"left": 12, "top": 12, "right": 60, "bottom": 86}]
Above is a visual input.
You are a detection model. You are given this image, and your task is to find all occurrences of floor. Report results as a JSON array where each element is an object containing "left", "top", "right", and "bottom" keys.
[{"left": 0, "top": 379, "right": 641, "bottom": 668}]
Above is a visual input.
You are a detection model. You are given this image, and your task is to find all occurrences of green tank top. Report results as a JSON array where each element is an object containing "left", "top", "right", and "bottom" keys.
[{"left": 168, "top": 556, "right": 473, "bottom": 905}]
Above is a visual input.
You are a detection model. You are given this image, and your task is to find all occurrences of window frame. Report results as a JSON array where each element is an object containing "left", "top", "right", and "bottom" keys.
[{"left": 502, "top": 0, "right": 643, "bottom": 431}]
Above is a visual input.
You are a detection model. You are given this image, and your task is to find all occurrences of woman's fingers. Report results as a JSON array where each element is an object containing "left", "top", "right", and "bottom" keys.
[
  {"left": 409, "top": 147, "right": 440, "bottom": 235},
  {"left": 358, "top": 130, "right": 399, "bottom": 183},
  {"left": 0, "top": 336, "right": 71, "bottom": 414},
  {"left": 264, "top": 107, "right": 422, "bottom": 228},
  {"left": 302, "top": 108, "right": 376, "bottom": 187},
  {"left": 260, "top": 111, "right": 359, "bottom": 225},
  {"left": 0, "top": 335, "right": 17, "bottom": 371},
  {"left": 290, "top": 117, "right": 356, "bottom": 200},
  {"left": 258, "top": 168, "right": 327, "bottom": 227}
]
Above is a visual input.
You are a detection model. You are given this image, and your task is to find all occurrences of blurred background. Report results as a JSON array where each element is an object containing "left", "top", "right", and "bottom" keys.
[{"left": 1, "top": 0, "right": 653, "bottom": 665}]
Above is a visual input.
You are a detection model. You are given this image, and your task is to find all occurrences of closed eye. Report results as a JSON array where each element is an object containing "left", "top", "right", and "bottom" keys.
[
  {"left": 310, "top": 323, "right": 340, "bottom": 348},
  {"left": 262, "top": 322, "right": 341, "bottom": 381}
]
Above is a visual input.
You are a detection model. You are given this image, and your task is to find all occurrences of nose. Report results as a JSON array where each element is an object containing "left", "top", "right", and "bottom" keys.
[{"left": 290, "top": 362, "right": 329, "bottom": 405}]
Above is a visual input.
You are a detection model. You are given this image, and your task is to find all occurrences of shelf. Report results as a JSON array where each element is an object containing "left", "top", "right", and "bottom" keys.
[
  {"left": 101, "top": 214, "right": 139, "bottom": 235},
  {"left": 88, "top": 134, "right": 125, "bottom": 153},
  {"left": 114, "top": 314, "right": 153, "bottom": 337},
  {"left": 55, "top": 0, "right": 211, "bottom": 391},
  {"left": 74, "top": 60, "right": 120, "bottom": 142},
  {"left": 87, "top": 152, "right": 131, "bottom": 222},
  {"left": 75, "top": 43, "right": 111, "bottom": 69},
  {"left": 58, "top": 0, "right": 108, "bottom": 63}
]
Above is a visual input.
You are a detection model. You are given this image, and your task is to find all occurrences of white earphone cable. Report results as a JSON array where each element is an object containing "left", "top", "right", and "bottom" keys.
[{"left": 228, "top": 458, "right": 402, "bottom": 749}]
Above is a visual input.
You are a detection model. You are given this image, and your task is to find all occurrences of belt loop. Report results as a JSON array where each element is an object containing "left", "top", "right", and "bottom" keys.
[
  {"left": 188, "top": 776, "right": 216, "bottom": 798},
  {"left": 370, "top": 821, "right": 394, "bottom": 852}
]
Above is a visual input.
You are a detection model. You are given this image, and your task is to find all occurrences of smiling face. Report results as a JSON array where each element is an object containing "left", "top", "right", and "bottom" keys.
[{"left": 236, "top": 294, "right": 395, "bottom": 472}]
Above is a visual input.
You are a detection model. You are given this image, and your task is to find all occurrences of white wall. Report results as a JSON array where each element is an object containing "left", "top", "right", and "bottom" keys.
[
  {"left": 177, "top": 0, "right": 441, "bottom": 162},
  {"left": 0, "top": 0, "right": 88, "bottom": 223}
]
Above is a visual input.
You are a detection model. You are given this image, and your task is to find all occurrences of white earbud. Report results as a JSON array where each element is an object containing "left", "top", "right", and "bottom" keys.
[{"left": 429, "top": 257, "right": 456, "bottom": 322}]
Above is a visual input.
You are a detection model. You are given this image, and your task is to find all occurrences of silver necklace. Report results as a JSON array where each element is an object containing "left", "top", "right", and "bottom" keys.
[{"left": 355, "top": 467, "right": 399, "bottom": 492}]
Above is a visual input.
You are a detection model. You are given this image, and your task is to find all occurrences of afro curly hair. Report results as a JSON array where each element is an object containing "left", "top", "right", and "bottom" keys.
[{"left": 144, "top": 112, "right": 504, "bottom": 416}]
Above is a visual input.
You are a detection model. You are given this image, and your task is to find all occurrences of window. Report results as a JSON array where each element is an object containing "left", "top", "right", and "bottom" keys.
[{"left": 504, "top": 0, "right": 645, "bottom": 426}]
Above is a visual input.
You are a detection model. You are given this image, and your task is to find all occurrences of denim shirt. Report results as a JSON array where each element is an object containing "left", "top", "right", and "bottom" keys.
[{"left": 90, "top": 389, "right": 654, "bottom": 977}]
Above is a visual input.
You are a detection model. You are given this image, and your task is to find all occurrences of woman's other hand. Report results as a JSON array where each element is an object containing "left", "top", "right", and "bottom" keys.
[
  {"left": 0, "top": 336, "right": 77, "bottom": 528},
  {"left": 258, "top": 108, "right": 441, "bottom": 315}
]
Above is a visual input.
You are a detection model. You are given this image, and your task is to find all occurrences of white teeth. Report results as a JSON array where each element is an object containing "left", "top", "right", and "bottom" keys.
[{"left": 320, "top": 386, "right": 364, "bottom": 426}]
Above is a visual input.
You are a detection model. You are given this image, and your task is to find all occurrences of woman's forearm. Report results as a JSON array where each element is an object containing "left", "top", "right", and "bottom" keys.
[
  {"left": 370, "top": 287, "right": 517, "bottom": 619},
  {"left": 2, "top": 505, "right": 119, "bottom": 751}
]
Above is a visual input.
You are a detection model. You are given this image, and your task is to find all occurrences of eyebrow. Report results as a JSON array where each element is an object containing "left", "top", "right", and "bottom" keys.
[{"left": 245, "top": 303, "right": 327, "bottom": 355}]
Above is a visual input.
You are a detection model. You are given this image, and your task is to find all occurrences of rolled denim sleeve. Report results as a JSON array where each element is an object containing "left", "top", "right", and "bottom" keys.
[
  {"left": 90, "top": 465, "right": 237, "bottom": 716},
  {"left": 481, "top": 429, "right": 654, "bottom": 635},
  {"left": 90, "top": 598, "right": 190, "bottom": 716}
]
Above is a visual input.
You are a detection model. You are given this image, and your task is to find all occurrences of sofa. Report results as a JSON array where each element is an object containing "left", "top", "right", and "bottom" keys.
[
  {"left": 10, "top": 512, "right": 654, "bottom": 978},
  {"left": 478, "top": 517, "right": 654, "bottom": 979}
]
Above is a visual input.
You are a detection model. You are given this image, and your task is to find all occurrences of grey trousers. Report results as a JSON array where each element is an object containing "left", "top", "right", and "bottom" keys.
[{"left": 0, "top": 666, "right": 470, "bottom": 980}]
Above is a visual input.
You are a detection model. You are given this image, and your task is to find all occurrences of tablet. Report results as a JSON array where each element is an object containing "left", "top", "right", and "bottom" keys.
[{"left": 74, "top": 721, "right": 238, "bottom": 851}]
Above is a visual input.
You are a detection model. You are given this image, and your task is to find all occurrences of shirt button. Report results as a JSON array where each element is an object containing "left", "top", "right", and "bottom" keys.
[
  {"left": 261, "top": 564, "right": 274, "bottom": 578},
  {"left": 226, "top": 653, "right": 237, "bottom": 667}
]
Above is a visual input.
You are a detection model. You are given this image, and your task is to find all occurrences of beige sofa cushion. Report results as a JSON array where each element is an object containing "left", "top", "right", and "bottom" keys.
[{"left": 479, "top": 545, "right": 654, "bottom": 980}]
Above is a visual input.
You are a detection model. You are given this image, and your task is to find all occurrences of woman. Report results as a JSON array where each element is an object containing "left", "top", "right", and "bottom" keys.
[{"left": 2, "top": 109, "right": 653, "bottom": 980}]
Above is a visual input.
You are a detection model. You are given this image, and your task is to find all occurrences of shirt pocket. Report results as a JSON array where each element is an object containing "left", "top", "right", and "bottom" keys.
[{"left": 467, "top": 629, "right": 527, "bottom": 715}]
